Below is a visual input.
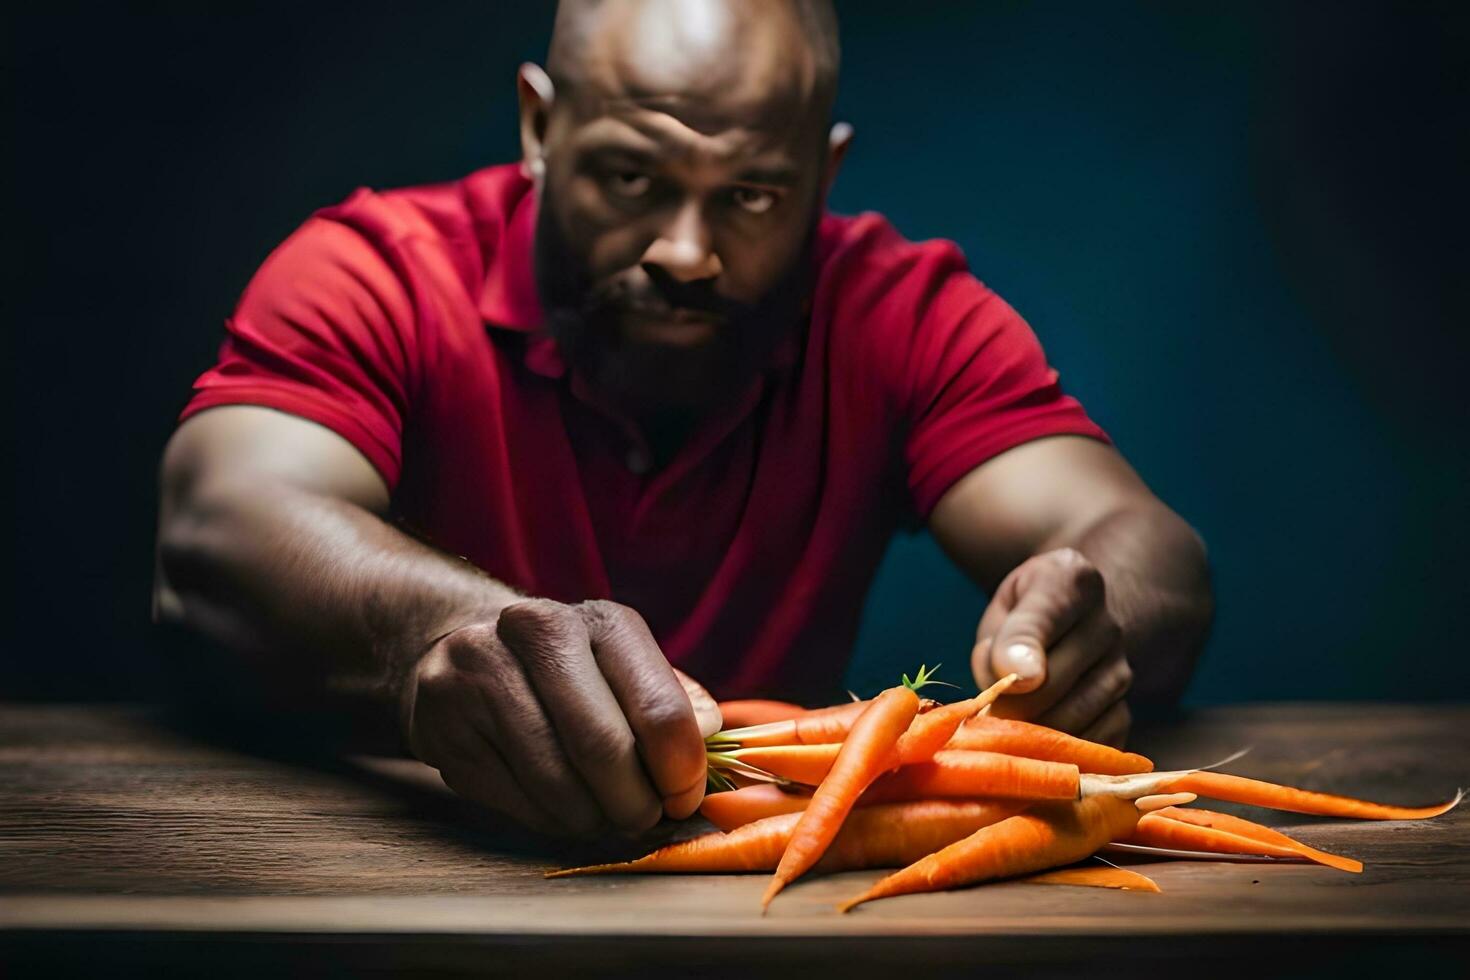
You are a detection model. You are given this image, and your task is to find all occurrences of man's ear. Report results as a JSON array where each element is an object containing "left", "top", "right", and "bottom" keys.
[
  {"left": 517, "top": 63, "right": 556, "bottom": 186},
  {"left": 821, "top": 121, "right": 854, "bottom": 198}
]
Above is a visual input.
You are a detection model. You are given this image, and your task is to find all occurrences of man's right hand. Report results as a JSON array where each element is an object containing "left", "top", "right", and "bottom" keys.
[{"left": 401, "top": 598, "right": 712, "bottom": 837}]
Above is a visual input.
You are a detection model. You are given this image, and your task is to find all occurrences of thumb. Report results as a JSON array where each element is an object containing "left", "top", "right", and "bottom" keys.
[
  {"left": 673, "top": 667, "right": 723, "bottom": 739},
  {"left": 990, "top": 630, "right": 1047, "bottom": 694},
  {"left": 990, "top": 585, "right": 1078, "bottom": 694}
]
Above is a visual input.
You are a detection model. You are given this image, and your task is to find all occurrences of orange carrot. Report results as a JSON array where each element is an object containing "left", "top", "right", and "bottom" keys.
[
  {"left": 762, "top": 685, "right": 919, "bottom": 909},
  {"left": 1124, "top": 812, "right": 1315, "bottom": 864},
  {"left": 1152, "top": 806, "right": 1362, "bottom": 873},
  {"left": 838, "top": 795, "right": 1140, "bottom": 912},
  {"left": 1021, "top": 865, "right": 1161, "bottom": 892},
  {"left": 1166, "top": 771, "right": 1463, "bottom": 820},
  {"left": 548, "top": 799, "right": 1024, "bottom": 878},
  {"left": 712, "top": 678, "right": 993, "bottom": 752},
  {"left": 864, "top": 750, "right": 1080, "bottom": 802},
  {"left": 700, "top": 784, "right": 812, "bottom": 832},
  {"left": 717, "top": 699, "right": 808, "bottom": 728},
  {"left": 718, "top": 744, "right": 1079, "bottom": 803},
  {"left": 717, "top": 743, "right": 846, "bottom": 785},
  {"left": 710, "top": 701, "right": 870, "bottom": 748},
  {"left": 699, "top": 770, "right": 1076, "bottom": 832},
  {"left": 893, "top": 674, "right": 1019, "bottom": 764},
  {"left": 950, "top": 714, "right": 1154, "bottom": 775}
]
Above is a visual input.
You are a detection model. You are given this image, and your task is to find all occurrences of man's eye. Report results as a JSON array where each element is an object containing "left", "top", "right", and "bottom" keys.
[
  {"left": 606, "top": 172, "right": 652, "bottom": 199},
  {"left": 731, "top": 186, "right": 777, "bottom": 214}
]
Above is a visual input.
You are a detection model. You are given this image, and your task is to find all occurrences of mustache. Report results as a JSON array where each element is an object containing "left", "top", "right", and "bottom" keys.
[{"left": 582, "top": 271, "right": 752, "bottom": 323}]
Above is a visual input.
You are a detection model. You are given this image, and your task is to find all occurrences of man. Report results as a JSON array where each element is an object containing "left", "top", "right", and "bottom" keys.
[{"left": 154, "top": 0, "right": 1212, "bottom": 838}]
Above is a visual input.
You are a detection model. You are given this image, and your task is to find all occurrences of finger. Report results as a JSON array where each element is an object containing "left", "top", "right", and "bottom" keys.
[
  {"left": 445, "top": 624, "right": 604, "bottom": 835},
  {"left": 1035, "top": 649, "right": 1133, "bottom": 735},
  {"left": 497, "top": 600, "right": 663, "bottom": 834},
  {"left": 969, "top": 636, "right": 996, "bottom": 691},
  {"left": 970, "top": 580, "right": 1019, "bottom": 690},
  {"left": 989, "top": 608, "right": 1120, "bottom": 720},
  {"left": 436, "top": 729, "right": 558, "bottom": 831},
  {"left": 579, "top": 601, "right": 708, "bottom": 821},
  {"left": 674, "top": 667, "right": 723, "bottom": 738},
  {"left": 990, "top": 551, "right": 1106, "bottom": 694},
  {"left": 1078, "top": 698, "right": 1133, "bottom": 749}
]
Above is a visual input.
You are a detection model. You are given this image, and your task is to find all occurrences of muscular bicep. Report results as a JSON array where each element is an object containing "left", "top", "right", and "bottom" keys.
[
  {"left": 161, "top": 406, "right": 390, "bottom": 516},
  {"left": 927, "top": 435, "right": 1155, "bottom": 591}
]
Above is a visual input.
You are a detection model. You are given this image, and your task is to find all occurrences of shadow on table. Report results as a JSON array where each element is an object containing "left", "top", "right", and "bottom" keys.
[{"left": 152, "top": 696, "right": 700, "bottom": 869}]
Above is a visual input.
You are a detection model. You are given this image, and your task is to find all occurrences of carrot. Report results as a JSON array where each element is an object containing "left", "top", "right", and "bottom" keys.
[
  {"left": 710, "top": 675, "right": 1007, "bottom": 752},
  {"left": 719, "top": 744, "right": 1081, "bottom": 802},
  {"left": 717, "top": 699, "right": 808, "bottom": 728},
  {"left": 547, "top": 799, "right": 1024, "bottom": 878},
  {"left": 812, "top": 800, "right": 1028, "bottom": 873},
  {"left": 1124, "top": 812, "right": 1316, "bottom": 864},
  {"left": 863, "top": 750, "right": 1081, "bottom": 802},
  {"left": 1166, "top": 771, "right": 1463, "bottom": 820},
  {"left": 716, "top": 743, "right": 846, "bottom": 785},
  {"left": 710, "top": 701, "right": 870, "bottom": 749},
  {"left": 838, "top": 795, "right": 1141, "bottom": 912},
  {"left": 893, "top": 674, "right": 1019, "bottom": 764},
  {"left": 949, "top": 714, "right": 1154, "bottom": 775},
  {"left": 762, "top": 685, "right": 919, "bottom": 909},
  {"left": 700, "top": 784, "right": 812, "bottom": 832},
  {"left": 1152, "top": 806, "right": 1363, "bottom": 873},
  {"left": 1021, "top": 865, "right": 1161, "bottom": 892}
]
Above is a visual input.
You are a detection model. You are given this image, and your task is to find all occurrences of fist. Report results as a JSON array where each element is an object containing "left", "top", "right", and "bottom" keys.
[
  {"left": 971, "top": 548, "right": 1132, "bottom": 746},
  {"left": 401, "top": 598, "right": 717, "bottom": 836}
]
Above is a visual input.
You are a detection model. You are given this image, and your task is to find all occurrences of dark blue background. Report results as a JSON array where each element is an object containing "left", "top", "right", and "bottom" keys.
[{"left": 8, "top": 2, "right": 1467, "bottom": 702}]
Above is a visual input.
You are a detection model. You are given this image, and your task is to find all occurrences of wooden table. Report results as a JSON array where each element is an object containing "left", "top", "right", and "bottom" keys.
[{"left": 2, "top": 702, "right": 1466, "bottom": 977}]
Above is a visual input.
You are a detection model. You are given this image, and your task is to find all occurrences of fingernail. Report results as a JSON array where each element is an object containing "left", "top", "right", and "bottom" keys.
[{"left": 1005, "top": 643, "right": 1043, "bottom": 678}]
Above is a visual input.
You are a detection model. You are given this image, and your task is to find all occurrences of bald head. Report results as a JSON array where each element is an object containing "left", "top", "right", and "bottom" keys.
[{"left": 547, "top": 0, "right": 840, "bottom": 128}]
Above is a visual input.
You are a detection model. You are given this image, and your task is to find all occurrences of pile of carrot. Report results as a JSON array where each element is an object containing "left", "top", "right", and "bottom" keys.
[{"left": 549, "top": 668, "right": 1462, "bottom": 913}]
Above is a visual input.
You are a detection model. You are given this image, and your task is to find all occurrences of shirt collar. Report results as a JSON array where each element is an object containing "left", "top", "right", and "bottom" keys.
[{"left": 476, "top": 174, "right": 545, "bottom": 334}]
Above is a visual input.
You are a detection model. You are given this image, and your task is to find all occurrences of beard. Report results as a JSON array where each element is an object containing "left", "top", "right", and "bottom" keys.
[{"left": 533, "top": 191, "right": 817, "bottom": 419}]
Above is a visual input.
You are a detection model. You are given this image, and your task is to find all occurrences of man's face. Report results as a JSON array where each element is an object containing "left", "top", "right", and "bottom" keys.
[{"left": 528, "top": 0, "right": 834, "bottom": 413}]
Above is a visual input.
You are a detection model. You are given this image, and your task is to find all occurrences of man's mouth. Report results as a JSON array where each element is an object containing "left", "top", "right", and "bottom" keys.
[{"left": 618, "top": 307, "right": 724, "bottom": 348}]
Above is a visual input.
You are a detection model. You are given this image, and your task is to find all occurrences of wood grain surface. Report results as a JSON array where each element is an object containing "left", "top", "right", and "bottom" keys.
[{"left": 2, "top": 702, "right": 1467, "bottom": 977}]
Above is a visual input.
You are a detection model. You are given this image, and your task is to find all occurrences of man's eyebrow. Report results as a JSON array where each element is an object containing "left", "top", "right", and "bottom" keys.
[
  {"left": 578, "top": 140, "right": 660, "bottom": 164},
  {"left": 733, "top": 163, "right": 801, "bottom": 187}
]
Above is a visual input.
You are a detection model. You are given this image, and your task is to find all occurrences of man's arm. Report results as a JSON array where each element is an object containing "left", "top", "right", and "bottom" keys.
[
  {"left": 155, "top": 405, "right": 716, "bottom": 835},
  {"left": 928, "top": 435, "right": 1213, "bottom": 743}
]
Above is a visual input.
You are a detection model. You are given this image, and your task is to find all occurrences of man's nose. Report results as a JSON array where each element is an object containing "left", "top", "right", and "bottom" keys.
[{"left": 640, "top": 200, "right": 723, "bottom": 283}]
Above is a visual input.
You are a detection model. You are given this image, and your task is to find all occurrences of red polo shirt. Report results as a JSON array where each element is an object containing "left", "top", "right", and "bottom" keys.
[{"left": 183, "top": 164, "right": 1108, "bottom": 701}]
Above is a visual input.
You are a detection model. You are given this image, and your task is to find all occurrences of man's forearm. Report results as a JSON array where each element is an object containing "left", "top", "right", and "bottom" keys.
[
  {"left": 1056, "top": 503, "right": 1214, "bottom": 705},
  {"left": 156, "top": 479, "right": 521, "bottom": 724}
]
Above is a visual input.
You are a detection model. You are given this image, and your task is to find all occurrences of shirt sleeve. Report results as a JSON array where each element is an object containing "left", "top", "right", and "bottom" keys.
[
  {"left": 899, "top": 248, "right": 1110, "bottom": 519},
  {"left": 180, "top": 205, "right": 417, "bottom": 489}
]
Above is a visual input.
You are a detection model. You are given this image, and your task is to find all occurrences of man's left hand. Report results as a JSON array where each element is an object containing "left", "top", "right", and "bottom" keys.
[{"left": 970, "top": 547, "right": 1133, "bottom": 746}]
